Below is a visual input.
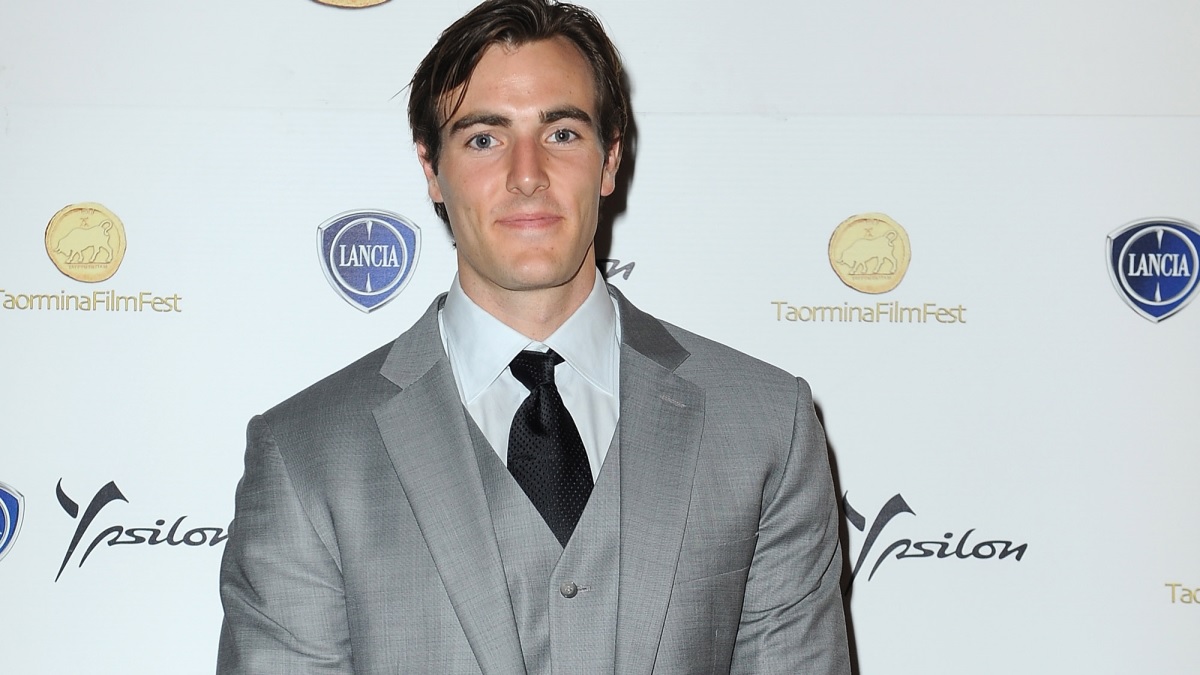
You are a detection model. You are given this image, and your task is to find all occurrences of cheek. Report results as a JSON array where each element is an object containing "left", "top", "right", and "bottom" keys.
[{"left": 438, "top": 165, "right": 495, "bottom": 210}]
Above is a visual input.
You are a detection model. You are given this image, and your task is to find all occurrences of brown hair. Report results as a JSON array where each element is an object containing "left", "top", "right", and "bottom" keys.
[{"left": 408, "top": 0, "right": 628, "bottom": 223}]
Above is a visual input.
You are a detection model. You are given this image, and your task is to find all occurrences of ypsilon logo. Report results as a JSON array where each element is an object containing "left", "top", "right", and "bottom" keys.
[
  {"left": 0, "top": 481, "right": 25, "bottom": 562},
  {"left": 55, "top": 479, "right": 227, "bottom": 581},
  {"left": 1107, "top": 217, "right": 1200, "bottom": 322},
  {"left": 317, "top": 210, "right": 421, "bottom": 313},
  {"left": 843, "top": 493, "right": 1027, "bottom": 588}
]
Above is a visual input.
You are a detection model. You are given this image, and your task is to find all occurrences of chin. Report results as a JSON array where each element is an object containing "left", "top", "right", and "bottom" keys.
[
  {"left": 503, "top": 274, "right": 573, "bottom": 293},
  {"left": 502, "top": 264, "right": 581, "bottom": 292}
]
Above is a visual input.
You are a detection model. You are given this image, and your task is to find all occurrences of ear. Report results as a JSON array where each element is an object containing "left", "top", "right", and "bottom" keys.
[
  {"left": 600, "top": 136, "right": 622, "bottom": 198},
  {"left": 416, "top": 142, "right": 444, "bottom": 203}
]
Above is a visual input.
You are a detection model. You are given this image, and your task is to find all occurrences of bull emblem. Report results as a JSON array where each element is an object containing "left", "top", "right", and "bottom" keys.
[
  {"left": 836, "top": 231, "right": 898, "bottom": 275},
  {"left": 55, "top": 220, "right": 115, "bottom": 264}
]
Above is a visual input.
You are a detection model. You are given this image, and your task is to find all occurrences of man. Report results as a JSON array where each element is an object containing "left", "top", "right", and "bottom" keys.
[{"left": 217, "top": 1, "right": 850, "bottom": 673}]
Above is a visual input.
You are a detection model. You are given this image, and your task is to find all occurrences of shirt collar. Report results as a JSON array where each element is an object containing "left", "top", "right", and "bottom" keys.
[
  {"left": 543, "top": 273, "right": 620, "bottom": 397},
  {"left": 440, "top": 273, "right": 620, "bottom": 403}
]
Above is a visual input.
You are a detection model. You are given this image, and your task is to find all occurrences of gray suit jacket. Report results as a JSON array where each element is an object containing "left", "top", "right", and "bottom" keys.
[{"left": 217, "top": 287, "right": 850, "bottom": 674}]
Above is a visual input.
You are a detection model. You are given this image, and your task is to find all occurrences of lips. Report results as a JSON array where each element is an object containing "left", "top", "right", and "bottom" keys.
[{"left": 496, "top": 212, "right": 564, "bottom": 228}]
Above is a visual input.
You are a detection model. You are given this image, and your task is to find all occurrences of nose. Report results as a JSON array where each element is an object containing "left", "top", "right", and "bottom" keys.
[{"left": 506, "top": 136, "right": 549, "bottom": 196}]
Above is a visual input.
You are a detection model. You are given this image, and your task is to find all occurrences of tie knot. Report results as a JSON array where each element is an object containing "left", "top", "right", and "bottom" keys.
[{"left": 509, "top": 349, "right": 564, "bottom": 391}]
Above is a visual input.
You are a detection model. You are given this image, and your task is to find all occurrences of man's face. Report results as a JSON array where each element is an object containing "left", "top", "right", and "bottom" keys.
[{"left": 418, "top": 37, "right": 621, "bottom": 303}]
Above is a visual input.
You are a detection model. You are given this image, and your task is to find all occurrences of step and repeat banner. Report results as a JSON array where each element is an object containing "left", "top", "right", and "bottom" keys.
[{"left": 2, "top": 1, "right": 1197, "bottom": 673}]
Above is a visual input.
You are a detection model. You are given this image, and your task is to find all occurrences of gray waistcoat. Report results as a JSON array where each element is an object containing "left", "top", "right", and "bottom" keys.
[{"left": 467, "top": 420, "right": 620, "bottom": 675}]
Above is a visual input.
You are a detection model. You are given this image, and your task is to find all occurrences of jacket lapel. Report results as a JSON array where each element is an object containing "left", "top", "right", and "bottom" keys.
[
  {"left": 610, "top": 289, "right": 705, "bottom": 674},
  {"left": 374, "top": 297, "right": 526, "bottom": 675}
]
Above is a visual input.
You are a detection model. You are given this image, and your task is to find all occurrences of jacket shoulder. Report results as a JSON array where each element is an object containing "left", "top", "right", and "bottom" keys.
[
  {"left": 660, "top": 320, "right": 804, "bottom": 396},
  {"left": 261, "top": 340, "right": 397, "bottom": 432}
]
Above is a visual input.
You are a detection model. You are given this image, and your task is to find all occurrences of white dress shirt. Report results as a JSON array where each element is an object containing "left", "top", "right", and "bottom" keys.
[{"left": 438, "top": 273, "right": 621, "bottom": 480}]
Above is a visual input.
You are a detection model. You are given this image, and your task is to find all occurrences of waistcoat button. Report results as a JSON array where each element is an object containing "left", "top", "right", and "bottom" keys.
[{"left": 559, "top": 581, "right": 579, "bottom": 598}]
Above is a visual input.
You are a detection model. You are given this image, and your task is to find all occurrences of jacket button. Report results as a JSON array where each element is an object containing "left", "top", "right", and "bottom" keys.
[{"left": 559, "top": 581, "right": 579, "bottom": 598}]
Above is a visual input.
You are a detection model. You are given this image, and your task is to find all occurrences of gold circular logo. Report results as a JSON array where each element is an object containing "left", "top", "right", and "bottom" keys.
[
  {"left": 312, "top": 0, "right": 390, "bottom": 7},
  {"left": 828, "top": 213, "right": 911, "bottom": 294},
  {"left": 45, "top": 203, "right": 127, "bottom": 283}
]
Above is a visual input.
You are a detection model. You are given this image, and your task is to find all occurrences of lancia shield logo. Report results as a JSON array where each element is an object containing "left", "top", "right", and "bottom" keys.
[
  {"left": 317, "top": 210, "right": 421, "bottom": 312},
  {"left": 1107, "top": 217, "right": 1200, "bottom": 323},
  {"left": 0, "top": 481, "right": 25, "bottom": 563}
]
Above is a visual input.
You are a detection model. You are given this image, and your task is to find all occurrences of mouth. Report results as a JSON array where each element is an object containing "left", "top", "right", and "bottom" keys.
[{"left": 495, "top": 212, "right": 563, "bottom": 229}]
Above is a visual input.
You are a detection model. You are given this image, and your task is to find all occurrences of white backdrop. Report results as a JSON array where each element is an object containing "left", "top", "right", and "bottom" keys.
[{"left": 2, "top": 1, "right": 1198, "bottom": 673}]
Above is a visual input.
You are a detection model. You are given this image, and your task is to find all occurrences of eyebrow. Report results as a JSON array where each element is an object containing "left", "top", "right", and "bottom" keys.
[
  {"left": 447, "top": 106, "right": 595, "bottom": 136},
  {"left": 449, "top": 113, "right": 510, "bottom": 135},
  {"left": 542, "top": 106, "right": 593, "bottom": 127}
]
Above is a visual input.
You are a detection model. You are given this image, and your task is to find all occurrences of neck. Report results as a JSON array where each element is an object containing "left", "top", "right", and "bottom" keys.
[{"left": 460, "top": 263, "right": 597, "bottom": 342}]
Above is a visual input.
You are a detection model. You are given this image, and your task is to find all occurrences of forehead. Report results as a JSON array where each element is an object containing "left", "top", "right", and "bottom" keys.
[{"left": 442, "top": 37, "right": 599, "bottom": 124}]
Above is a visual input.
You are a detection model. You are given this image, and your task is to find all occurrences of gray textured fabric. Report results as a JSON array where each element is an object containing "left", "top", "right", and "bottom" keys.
[
  {"left": 470, "top": 415, "right": 620, "bottom": 675},
  {"left": 217, "top": 287, "right": 851, "bottom": 674}
]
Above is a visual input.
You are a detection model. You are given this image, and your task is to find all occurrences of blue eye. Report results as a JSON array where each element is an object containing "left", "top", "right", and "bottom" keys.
[
  {"left": 551, "top": 129, "right": 578, "bottom": 143},
  {"left": 469, "top": 134, "right": 494, "bottom": 150}
]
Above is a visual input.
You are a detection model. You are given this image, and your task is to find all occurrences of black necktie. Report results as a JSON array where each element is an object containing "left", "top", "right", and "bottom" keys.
[{"left": 507, "top": 349, "right": 593, "bottom": 547}]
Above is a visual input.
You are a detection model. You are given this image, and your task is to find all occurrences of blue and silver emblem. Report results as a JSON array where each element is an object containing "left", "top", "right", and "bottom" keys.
[
  {"left": 1107, "top": 217, "right": 1200, "bottom": 323},
  {"left": 0, "top": 481, "right": 24, "bottom": 562},
  {"left": 317, "top": 210, "right": 421, "bottom": 313}
]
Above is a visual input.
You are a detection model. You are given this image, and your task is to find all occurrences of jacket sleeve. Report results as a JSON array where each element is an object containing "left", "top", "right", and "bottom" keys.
[
  {"left": 216, "top": 415, "right": 354, "bottom": 675},
  {"left": 729, "top": 377, "right": 851, "bottom": 674}
]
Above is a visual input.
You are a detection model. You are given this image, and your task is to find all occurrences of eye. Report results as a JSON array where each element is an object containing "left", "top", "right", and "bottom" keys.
[
  {"left": 467, "top": 133, "right": 495, "bottom": 150},
  {"left": 549, "top": 128, "right": 579, "bottom": 143}
]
